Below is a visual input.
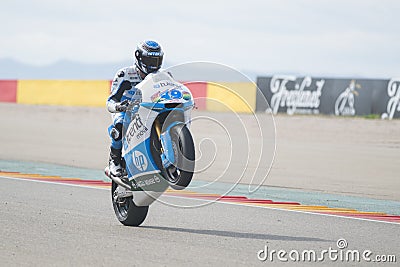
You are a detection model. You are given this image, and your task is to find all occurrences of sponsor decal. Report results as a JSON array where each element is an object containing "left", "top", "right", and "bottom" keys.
[
  {"left": 382, "top": 78, "right": 400, "bottom": 120},
  {"left": 127, "top": 69, "right": 137, "bottom": 75},
  {"left": 182, "top": 91, "right": 191, "bottom": 100},
  {"left": 131, "top": 89, "right": 142, "bottom": 102},
  {"left": 126, "top": 115, "right": 148, "bottom": 144},
  {"left": 270, "top": 76, "right": 325, "bottom": 115},
  {"left": 153, "top": 81, "right": 180, "bottom": 89},
  {"left": 131, "top": 175, "right": 161, "bottom": 189},
  {"left": 335, "top": 80, "right": 360, "bottom": 116},
  {"left": 151, "top": 91, "right": 161, "bottom": 102},
  {"left": 117, "top": 70, "right": 125, "bottom": 78},
  {"left": 147, "top": 51, "right": 161, "bottom": 57},
  {"left": 133, "top": 150, "right": 148, "bottom": 171},
  {"left": 112, "top": 77, "right": 120, "bottom": 87}
]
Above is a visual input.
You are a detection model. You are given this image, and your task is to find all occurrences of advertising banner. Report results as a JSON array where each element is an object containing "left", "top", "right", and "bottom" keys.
[{"left": 256, "top": 76, "right": 400, "bottom": 119}]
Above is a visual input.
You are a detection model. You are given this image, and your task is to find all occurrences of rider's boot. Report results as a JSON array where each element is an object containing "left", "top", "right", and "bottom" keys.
[{"left": 109, "top": 147, "right": 124, "bottom": 177}]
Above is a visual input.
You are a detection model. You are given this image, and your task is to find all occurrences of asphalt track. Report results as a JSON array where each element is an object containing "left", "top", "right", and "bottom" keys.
[
  {"left": 1, "top": 103, "right": 400, "bottom": 266},
  {"left": 1, "top": 177, "right": 399, "bottom": 266}
]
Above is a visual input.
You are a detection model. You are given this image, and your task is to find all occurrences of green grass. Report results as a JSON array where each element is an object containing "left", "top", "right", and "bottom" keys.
[{"left": 363, "top": 114, "right": 380, "bottom": 119}]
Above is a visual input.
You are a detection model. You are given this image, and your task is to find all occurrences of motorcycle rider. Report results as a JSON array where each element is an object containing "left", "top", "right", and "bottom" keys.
[{"left": 106, "top": 40, "right": 164, "bottom": 177}]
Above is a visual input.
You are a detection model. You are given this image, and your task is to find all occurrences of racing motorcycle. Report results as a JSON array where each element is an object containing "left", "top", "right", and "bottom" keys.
[{"left": 105, "top": 71, "right": 195, "bottom": 226}]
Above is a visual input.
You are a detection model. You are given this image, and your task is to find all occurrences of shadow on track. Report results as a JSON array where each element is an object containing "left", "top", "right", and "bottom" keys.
[{"left": 142, "top": 225, "right": 331, "bottom": 242}]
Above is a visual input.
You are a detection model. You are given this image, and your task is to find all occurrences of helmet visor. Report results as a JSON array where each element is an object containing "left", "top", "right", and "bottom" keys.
[{"left": 142, "top": 55, "right": 163, "bottom": 71}]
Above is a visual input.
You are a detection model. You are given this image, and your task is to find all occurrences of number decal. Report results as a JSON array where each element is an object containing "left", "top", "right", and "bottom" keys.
[
  {"left": 155, "top": 88, "right": 185, "bottom": 102},
  {"left": 169, "top": 89, "right": 183, "bottom": 99}
]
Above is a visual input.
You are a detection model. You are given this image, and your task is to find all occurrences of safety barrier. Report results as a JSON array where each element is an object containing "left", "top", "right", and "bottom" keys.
[
  {"left": 0, "top": 80, "right": 17, "bottom": 102},
  {"left": 2, "top": 77, "right": 399, "bottom": 118},
  {"left": 256, "top": 76, "right": 400, "bottom": 119},
  {"left": 0, "top": 80, "right": 256, "bottom": 113},
  {"left": 17, "top": 80, "right": 111, "bottom": 107}
]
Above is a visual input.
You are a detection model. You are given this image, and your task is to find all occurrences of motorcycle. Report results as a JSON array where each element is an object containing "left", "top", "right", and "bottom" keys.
[{"left": 105, "top": 71, "right": 195, "bottom": 226}]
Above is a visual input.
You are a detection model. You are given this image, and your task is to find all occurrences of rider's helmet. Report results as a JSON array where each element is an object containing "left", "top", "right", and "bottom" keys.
[{"left": 134, "top": 40, "right": 164, "bottom": 75}]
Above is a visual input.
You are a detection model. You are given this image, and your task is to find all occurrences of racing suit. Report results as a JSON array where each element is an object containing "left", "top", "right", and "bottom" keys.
[{"left": 106, "top": 66, "right": 143, "bottom": 176}]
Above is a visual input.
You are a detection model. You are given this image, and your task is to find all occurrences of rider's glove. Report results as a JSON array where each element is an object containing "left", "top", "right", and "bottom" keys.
[
  {"left": 132, "top": 104, "right": 139, "bottom": 114},
  {"left": 115, "top": 100, "right": 130, "bottom": 112}
]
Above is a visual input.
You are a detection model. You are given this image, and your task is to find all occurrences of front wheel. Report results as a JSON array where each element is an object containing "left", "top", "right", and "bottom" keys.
[
  {"left": 163, "top": 124, "right": 195, "bottom": 190},
  {"left": 111, "top": 181, "right": 148, "bottom": 226}
]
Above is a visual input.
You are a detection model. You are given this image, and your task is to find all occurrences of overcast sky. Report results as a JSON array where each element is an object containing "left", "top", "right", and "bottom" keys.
[{"left": 1, "top": 0, "right": 399, "bottom": 78}]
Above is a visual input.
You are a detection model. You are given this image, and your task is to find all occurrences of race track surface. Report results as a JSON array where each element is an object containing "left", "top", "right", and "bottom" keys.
[
  {"left": 1, "top": 177, "right": 399, "bottom": 266},
  {"left": 1, "top": 103, "right": 399, "bottom": 266}
]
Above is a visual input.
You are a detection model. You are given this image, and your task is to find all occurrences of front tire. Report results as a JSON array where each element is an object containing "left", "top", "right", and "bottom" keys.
[
  {"left": 163, "top": 124, "right": 195, "bottom": 190},
  {"left": 111, "top": 181, "right": 148, "bottom": 226}
]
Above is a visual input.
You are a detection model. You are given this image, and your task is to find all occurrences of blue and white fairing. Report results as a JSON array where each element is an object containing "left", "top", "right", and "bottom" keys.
[{"left": 121, "top": 71, "right": 194, "bottom": 195}]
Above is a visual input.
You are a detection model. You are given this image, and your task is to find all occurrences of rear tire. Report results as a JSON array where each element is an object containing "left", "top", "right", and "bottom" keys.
[{"left": 111, "top": 181, "right": 148, "bottom": 226}]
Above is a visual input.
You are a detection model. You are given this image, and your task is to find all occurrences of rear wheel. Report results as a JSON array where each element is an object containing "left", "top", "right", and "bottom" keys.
[{"left": 111, "top": 181, "right": 148, "bottom": 226}]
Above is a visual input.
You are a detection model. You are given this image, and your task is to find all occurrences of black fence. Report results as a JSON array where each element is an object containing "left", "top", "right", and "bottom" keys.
[{"left": 256, "top": 76, "right": 400, "bottom": 119}]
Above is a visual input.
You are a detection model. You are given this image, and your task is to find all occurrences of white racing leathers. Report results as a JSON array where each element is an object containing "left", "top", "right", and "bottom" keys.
[{"left": 106, "top": 66, "right": 143, "bottom": 149}]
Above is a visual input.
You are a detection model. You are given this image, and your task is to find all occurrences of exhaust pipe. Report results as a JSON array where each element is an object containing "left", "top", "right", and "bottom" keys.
[{"left": 104, "top": 167, "right": 131, "bottom": 190}]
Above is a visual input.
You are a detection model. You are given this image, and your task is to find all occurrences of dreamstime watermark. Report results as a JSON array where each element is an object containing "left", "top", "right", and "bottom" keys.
[{"left": 257, "top": 238, "right": 397, "bottom": 263}]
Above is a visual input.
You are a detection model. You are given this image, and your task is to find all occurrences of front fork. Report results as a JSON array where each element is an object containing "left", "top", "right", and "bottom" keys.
[
  {"left": 155, "top": 119, "right": 177, "bottom": 169},
  {"left": 154, "top": 119, "right": 162, "bottom": 138}
]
